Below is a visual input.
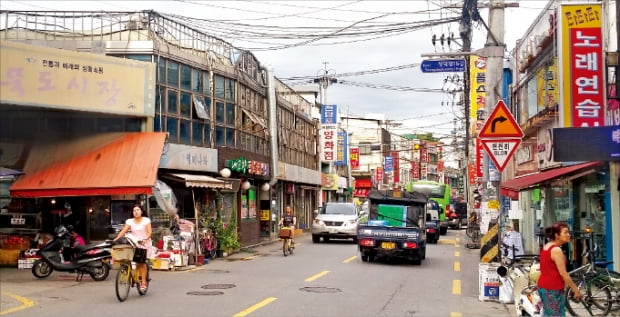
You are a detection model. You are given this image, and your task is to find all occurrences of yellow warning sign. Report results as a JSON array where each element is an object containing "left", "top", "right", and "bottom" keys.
[{"left": 479, "top": 100, "right": 523, "bottom": 138}]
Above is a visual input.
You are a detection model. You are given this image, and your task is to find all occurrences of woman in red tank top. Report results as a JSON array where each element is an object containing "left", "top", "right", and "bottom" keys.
[{"left": 537, "top": 222, "right": 582, "bottom": 316}]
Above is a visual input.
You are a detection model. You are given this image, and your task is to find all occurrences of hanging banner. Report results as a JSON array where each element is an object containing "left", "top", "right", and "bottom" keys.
[
  {"left": 350, "top": 147, "right": 360, "bottom": 170},
  {"left": 391, "top": 151, "right": 400, "bottom": 183},
  {"left": 558, "top": 3, "right": 605, "bottom": 127},
  {"left": 334, "top": 131, "right": 348, "bottom": 166},
  {"left": 470, "top": 55, "right": 487, "bottom": 120},
  {"left": 476, "top": 138, "right": 484, "bottom": 178}
]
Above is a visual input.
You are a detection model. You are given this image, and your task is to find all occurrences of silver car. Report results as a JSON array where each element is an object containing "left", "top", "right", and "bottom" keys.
[{"left": 312, "top": 202, "right": 360, "bottom": 243}]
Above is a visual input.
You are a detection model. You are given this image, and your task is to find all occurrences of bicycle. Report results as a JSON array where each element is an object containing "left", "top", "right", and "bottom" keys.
[
  {"left": 465, "top": 211, "right": 481, "bottom": 243},
  {"left": 111, "top": 238, "right": 151, "bottom": 302},
  {"left": 565, "top": 228, "right": 614, "bottom": 316},
  {"left": 279, "top": 226, "right": 294, "bottom": 256}
]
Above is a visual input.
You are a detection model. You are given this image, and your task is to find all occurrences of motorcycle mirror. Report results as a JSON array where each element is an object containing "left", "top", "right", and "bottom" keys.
[{"left": 496, "top": 266, "right": 508, "bottom": 277}]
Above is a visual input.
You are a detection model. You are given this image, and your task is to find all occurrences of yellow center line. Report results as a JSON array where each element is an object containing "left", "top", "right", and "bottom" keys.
[
  {"left": 454, "top": 251, "right": 460, "bottom": 257},
  {"left": 452, "top": 280, "right": 461, "bottom": 295},
  {"left": 451, "top": 312, "right": 463, "bottom": 317},
  {"left": 455, "top": 237, "right": 460, "bottom": 244},
  {"left": 454, "top": 261, "right": 461, "bottom": 272},
  {"left": 305, "top": 270, "right": 330, "bottom": 282},
  {"left": 233, "top": 297, "right": 277, "bottom": 317},
  {"left": 343, "top": 255, "right": 358, "bottom": 263},
  {"left": 0, "top": 292, "right": 35, "bottom": 316}
]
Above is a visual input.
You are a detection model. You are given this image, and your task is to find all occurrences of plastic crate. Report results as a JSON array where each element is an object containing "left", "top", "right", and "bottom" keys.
[{"left": 111, "top": 244, "right": 134, "bottom": 261}]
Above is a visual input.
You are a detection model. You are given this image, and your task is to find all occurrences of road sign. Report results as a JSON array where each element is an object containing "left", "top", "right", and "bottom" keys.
[
  {"left": 478, "top": 100, "right": 524, "bottom": 138},
  {"left": 480, "top": 138, "right": 522, "bottom": 172},
  {"left": 420, "top": 59, "right": 466, "bottom": 73}
]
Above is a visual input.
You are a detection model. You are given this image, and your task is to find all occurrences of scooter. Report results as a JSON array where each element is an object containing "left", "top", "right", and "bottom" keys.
[
  {"left": 31, "top": 225, "right": 113, "bottom": 281},
  {"left": 498, "top": 243, "right": 542, "bottom": 316}
]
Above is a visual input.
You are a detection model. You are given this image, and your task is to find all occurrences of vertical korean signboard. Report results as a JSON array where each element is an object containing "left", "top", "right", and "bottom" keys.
[
  {"left": 350, "top": 147, "right": 360, "bottom": 170},
  {"left": 391, "top": 151, "right": 400, "bottom": 183},
  {"left": 334, "top": 131, "right": 348, "bottom": 166},
  {"left": 320, "top": 105, "right": 338, "bottom": 162},
  {"left": 559, "top": 3, "right": 605, "bottom": 127}
]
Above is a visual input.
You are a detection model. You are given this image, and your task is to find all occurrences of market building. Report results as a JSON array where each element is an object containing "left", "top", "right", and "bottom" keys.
[{"left": 0, "top": 10, "right": 321, "bottom": 266}]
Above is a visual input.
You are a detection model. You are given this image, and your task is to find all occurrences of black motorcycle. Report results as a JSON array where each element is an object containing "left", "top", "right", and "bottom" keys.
[{"left": 31, "top": 225, "right": 113, "bottom": 281}]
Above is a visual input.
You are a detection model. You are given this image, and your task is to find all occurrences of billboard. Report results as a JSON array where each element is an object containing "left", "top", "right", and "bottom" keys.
[
  {"left": 558, "top": 3, "right": 605, "bottom": 127},
  {"left": 553, "top": 126, "right": 620, "bottom": 161}
]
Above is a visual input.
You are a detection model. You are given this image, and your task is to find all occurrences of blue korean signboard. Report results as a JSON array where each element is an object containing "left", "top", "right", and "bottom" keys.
[
  {"left": 321, "top": 105, "right": 338, "bottom": 124},
  {"left": 334, "top": 131, "right": 348, "bottom": 166},
  {"left": 421, "top": 59, "right": 466, "bottom": 73},
  {"left": 384, "top": 156, "right": 394, "bottom": 172}
]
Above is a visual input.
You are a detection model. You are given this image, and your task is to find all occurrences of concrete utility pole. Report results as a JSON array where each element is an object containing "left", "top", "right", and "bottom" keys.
[{"left": 315, "top": 62, "right": 337, "bottom": 205}]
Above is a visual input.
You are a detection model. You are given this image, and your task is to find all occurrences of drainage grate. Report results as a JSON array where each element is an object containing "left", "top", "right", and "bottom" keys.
[
  {"left": 202, "top": 284, "right": 236, "bottom": 289},
  {"left": 187, "top": 291, "right": 224, "bottom": 296},
  {"left": 299, "top": 287, "right": 341, "bottom": 293}
]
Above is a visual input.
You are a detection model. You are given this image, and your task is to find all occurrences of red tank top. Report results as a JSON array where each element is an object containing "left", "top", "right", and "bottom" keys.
[{"left": 537, "top": 245, "right": 565, "bottom": 290}]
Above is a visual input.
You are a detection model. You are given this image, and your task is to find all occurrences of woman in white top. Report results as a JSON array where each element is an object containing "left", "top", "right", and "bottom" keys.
[{"left": 114, "top": 204, "right": 152, "bottom": 291}]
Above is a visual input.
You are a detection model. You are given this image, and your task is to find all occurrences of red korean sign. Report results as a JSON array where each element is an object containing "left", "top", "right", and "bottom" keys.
[
  {"left": 411, "top": 161, "right": 420, "bottom": 180},
  {"left": 375, "top": 167, "right": 384, "bottom": 182},
  {"left": 350, "top": 147, "right": 360, "bottom": 170},
  {"left": 475, "top": 138, "right": 484, "bottom": 178},
  {"left": 391, "top": 151, "right": 400, "bottom": 183},
  {"left": 560, "top": 3, "right": 605, "bottom": 127}
]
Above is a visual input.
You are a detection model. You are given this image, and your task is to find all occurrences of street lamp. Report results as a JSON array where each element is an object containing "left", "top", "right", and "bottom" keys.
[{"left": 219, "top": 168, "right": 231, "bottom": 178}]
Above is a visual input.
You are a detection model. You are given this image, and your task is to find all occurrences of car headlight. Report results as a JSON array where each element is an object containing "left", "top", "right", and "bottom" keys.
[
  {"left": 313, "top": 219, "right": 325, "bottom": 226},
  {"left": 346, "top": 219, "right": 357, "bottom": 225}
]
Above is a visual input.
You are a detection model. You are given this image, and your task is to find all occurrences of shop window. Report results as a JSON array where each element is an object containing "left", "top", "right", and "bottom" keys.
[
  {"left": 179, "top": 119, "right": 191, "bottom": 145},
  {"left": 167, "top": 61, "right": 179, "bottom": 87},
  {"left": 180, "top": 92, "right": 191, "bottom": 118},
  {"left": 167, "top": 117, "right": 178, "bottom": 143},
  {"left": 167, "top": 90, "right": 178, "bottom": 115},
  {"left": 215, "top": 102, "right": 225, "bottom": 123},
  {"left": 180, "top": 65, "right": 191, "bottom": 90}
]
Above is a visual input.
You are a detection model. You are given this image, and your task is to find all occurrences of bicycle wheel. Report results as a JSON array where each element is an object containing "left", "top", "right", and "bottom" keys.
[
  {"left": 115, "top": 264, "right": 131, "bottom": 302},
  {"left": 471, "top": 227, "right": 481, "bottom": 243},
  {"left": 466, "top": 221, "right": 475, "bottom": 238},
  {"left": 283, "top": 239, "right": 289, "bottom": 256},
  {"left": 289, "top": 239, "right": 294, "bottom": 255},
  {"left": 566, "top": 279, "right": 612, "bottom": 316}
]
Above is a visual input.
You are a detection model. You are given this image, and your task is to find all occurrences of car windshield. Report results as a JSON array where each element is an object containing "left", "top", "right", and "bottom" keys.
[
  {"left": 322, "top": 204, "right": 356, "bottom": 215},
  {"left": 410, "top": 183, "right": 445, "bottom": 199}
]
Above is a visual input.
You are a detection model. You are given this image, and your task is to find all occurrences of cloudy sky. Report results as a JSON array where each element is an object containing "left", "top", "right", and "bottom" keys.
[{"left": 1, "top": 0, "right": 548, "bottom": 145}]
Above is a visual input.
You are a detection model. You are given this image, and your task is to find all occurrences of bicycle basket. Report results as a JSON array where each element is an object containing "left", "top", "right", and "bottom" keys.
[
  {"left": 279, "top": 228, "right": 292, "bottom": 238},
  {"left": 112, "top": 244, "right": 134, "bottom": 261},
  {"left": 133, "top": 247, "right": 147, "bottom": 263}
]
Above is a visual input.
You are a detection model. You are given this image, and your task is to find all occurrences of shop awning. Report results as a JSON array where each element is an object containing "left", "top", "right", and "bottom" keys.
[
  {"left": 500, "top": 161, "right": 601, "bottom": 199},
  {"left": 163, "top": 173, "right": 234, "bottom": 190},
  {"left": 353, "top": 188, "right": 371, "bottom": 198},
  {"left": 10, "top": 132, "right": 167, "bottom": 198}
]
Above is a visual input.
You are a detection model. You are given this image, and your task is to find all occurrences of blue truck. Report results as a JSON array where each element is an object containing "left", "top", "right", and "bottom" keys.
[{"left": 356, "top": 189, "right": 428, "bottom": 265}]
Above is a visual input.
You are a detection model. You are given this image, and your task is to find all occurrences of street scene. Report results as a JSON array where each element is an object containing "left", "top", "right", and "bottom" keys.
[{"left": 0, "top": 1, "right": 619, "bottom": 316}]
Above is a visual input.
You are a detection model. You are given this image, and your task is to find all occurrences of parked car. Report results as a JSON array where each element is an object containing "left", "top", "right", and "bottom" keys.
[
  {"left": 312, "top": 202, "right": 360, "bottom": 243},
  {"left": 448, "top": 201, "right": 468, "bottom": 229}
]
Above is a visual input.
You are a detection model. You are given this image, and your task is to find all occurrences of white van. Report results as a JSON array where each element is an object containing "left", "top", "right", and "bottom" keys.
[{"left": 311, "top": 202, "right": 360, "bottom": 243}]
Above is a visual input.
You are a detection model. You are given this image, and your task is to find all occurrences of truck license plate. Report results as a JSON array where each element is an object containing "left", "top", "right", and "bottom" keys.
[{"left": 381, "top": 242, "right": 396, "bottom": 249}]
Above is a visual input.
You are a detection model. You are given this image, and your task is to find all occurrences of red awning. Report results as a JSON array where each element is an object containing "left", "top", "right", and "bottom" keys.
[
  {"left": 500, "top": 161, "right": 601, "bottom": 199},
  {"left": 10, "top": 132, "right": 167, "bottom": 198},
  {"left": 353, "top": 188, "right": 370, "bottom": 197}
]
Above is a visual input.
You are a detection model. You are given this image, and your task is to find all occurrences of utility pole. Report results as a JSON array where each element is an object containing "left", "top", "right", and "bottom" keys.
[{"left": 315, "top": 62, "right": 337, "bottom": 205}]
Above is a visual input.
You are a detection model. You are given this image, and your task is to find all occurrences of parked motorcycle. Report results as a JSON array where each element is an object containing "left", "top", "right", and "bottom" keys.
[
  {"left": 498, "top": 243, "right": 542, "bottom": 316},
  {"left": 31, "top": 225, "right": 113, "bottom": 281}
]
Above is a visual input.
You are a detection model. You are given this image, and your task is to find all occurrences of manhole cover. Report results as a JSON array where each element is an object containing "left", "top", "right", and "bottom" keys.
[
  {"left": 202, "top": 284, "right": 236, "bottom": 289},
  {"left": 205, "top": 269, "right": 230, "bottom": 273},
  {"left": 299, "top": 287, "right": 341, "bottom": 293},
  {"left": 187, "top": 291, "right": 224, "bottom": 296}
]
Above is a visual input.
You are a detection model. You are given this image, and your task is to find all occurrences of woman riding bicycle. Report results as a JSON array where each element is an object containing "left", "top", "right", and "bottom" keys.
[
  {"left": 278, "top": 205, "right": 296, "bottom": 244},
  {"left": 113, "top": 204, "right": 152, "bottom": 292}
]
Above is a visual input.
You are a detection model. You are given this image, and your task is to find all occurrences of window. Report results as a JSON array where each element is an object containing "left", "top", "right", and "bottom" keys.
[
  {"left": 180, "top": 65, "right": 191, "bottom": 90},
  {"left": 226, "top": 78, "right": 235, "bottom": 101},
  {"left": 215, "top": 102, "right": 225, "bottom": 123},
  {"left": 215, "top": 75, "right": 225, "bottom": 99},
  {"left": 226, "top": 103, "right": 235, "bottom": 126},
  {"left": 180, "top": 92, "right": 191, "bottom": 117},
  {"left": 166, "top": 117, "right": 178, "bottom": 143},
  {"left": 359, "top": 143, "right": 371, "bottom": 155},
  {"left": 191, "top": 69, "right": 202, "bottom": 92},
  {"left": 157, "top": 59, "right": 166, "bottom": 84},
  {"left": 203, "top": 72, "right": 210, "bottom": 95},
  {"left": 226, "top": 128, "right": 235, "bottom": 146},
  {"left": 126, "top": 55, "right": 152, "bottom": 62},
  {"left": 180, "top": 120, "right": 191, "bottom": 145},
  {"left": 167, "top": 61, "right": 179, "bottom": 87},
  {"left": 192, "top": 122, "right": 204, "bottom": 146},
  {"left": 215, "top": 126, "right": 225, "bottom": 146},
  {"left": 167, "top": 90, "right": 178, "bottom": 114}
]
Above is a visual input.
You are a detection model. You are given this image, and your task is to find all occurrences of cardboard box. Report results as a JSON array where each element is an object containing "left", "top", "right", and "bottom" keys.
[{"left": 152, "top": 258, "right": 172, "bottom": 270}]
